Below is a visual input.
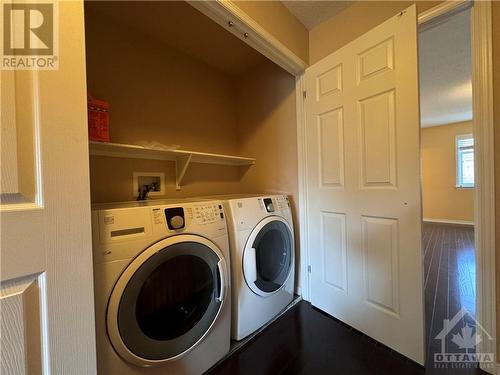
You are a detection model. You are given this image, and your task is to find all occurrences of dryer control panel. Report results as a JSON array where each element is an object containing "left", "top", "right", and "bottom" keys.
[{"left": 258, "top": 196, "right": 289, "bottom": 212}]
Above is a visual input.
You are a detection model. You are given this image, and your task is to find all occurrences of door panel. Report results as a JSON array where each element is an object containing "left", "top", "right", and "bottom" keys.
[
  {"left": 320, "top": 211, "right": 347, "bottom": 293},
  {"left": 359, "top": 90, "right": 396, "bottom": 187},
  {"left": 362, "top": 216, "right": 399, "bottom": 316},
  {"left": 0, "top": 276, "right": 42, "bottom": 375},
  {"left": 357, "top": 37, "right": 394, "bottom": 81},
  {"left": 318, "top": 108, "right": 344, "bottom": 187},
  {"left": 306, "top": 5, "right": 424, "bottom": 364}
]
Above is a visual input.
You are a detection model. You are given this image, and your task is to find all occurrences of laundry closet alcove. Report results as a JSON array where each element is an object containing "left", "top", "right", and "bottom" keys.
[{"left": 85, "top": 1, "right": 299, "bottom": 209}]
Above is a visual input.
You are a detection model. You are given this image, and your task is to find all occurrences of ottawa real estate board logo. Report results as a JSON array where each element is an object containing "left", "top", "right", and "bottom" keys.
[{"left": 1, "top": 1, "right": 58, "bottom": 69}]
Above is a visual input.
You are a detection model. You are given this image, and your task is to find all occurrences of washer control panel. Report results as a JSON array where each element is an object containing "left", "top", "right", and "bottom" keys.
[
  {"left": 189, "top": 203, "right": 225, "bottom": 225},
  {"left": 161, "top": 204, "right": 224, "bottom": 231}
]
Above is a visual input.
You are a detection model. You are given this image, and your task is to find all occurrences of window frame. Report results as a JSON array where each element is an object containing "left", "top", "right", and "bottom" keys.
[{"left": 455, "top": 133, "right": 475, "bottom": 188}]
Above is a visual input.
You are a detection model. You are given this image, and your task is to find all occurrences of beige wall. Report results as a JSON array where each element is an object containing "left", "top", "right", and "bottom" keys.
[
  {"left": 236, "top": 61, "right": 300, "bottom": 287},
  {"left": 86, "top": 7, "right": 245, "bottom": 202},
  {"left": 421, "top": 122, "right": 474, "bottom": 222},
  {"left": 89, "top": 156, "right": 245, "bottom": 203},
  {"left": 236, "top": 63, "right": 298, "bottom": 201},
  {"left": 85, "top": 7, "right": 239, "bottom": 155},
  {"left": 309, "top": 1, "right": 440, "bottom": 64},
  {"left": 86, "top": 5, "right": 299, "bottom": 209},
  {"left": 233, "top": 0, "right": 309, "bottom": 63},
  {"left": 492, "top": 0, "right": 500, "bottom": 360}
]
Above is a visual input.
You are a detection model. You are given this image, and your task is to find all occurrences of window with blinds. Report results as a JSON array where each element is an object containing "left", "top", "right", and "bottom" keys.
[{"left": 456, "top": 134, "right": 474, "bottom": 188}]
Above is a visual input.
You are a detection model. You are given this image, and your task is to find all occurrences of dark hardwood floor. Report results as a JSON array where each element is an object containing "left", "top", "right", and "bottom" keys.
[
  {"left": 210, "top": 223, "right": 486, "bottom": 374},
  {"left": 423, "top": 223, "right": 485, "bottom": 374},
  {"left": 209, "top": 301, "right": 425, "bottom": 375}
]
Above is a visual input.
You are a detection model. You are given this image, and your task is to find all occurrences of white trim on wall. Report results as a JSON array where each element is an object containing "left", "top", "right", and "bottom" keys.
[
  {"left": 470, "top": 1, "right": 496, "bottom": 372},
  {"left": 295, "top": 75, "right": 310, "bottom": 301},
  {"left": 418, "top": 0, "right": 470, "bottom": 25},
  {"left": 423, "top": 218, "right": 474, "bottom": 226}
]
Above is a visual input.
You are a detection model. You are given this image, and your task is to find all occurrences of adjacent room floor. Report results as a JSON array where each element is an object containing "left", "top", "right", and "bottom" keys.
[
  {"left": 210, "top": 223, "right": 486, "bottom": 375},
  {"left": 423, "top": 222, "right": 483, "bottom": 374}
]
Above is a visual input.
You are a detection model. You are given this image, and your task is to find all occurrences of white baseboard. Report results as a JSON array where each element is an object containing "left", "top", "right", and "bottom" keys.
[{"left": 423, "top": 218, "right": 475, "bottom": 226}]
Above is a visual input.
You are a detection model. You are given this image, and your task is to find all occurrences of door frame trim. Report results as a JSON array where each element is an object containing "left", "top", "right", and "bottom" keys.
[
  {"left": 419, "top": 2, "right": 496, "bottom": 371},
  {"left": 296, "top": 75, "right": 309, "bottom": 299},
  {"left": 470, "top": 1, "right": 496, "bottom": 370}
]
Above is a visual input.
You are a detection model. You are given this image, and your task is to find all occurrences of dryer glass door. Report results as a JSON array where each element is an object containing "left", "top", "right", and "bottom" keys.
[
  {"left": 243, "top": 217, "right": 294, "bottom": 295},
  {"left": 111, "top": 240, "right": 226, "bottom": 363}
]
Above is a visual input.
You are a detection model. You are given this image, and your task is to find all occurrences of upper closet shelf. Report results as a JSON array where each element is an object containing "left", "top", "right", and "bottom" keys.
[{"left": 89, "top": 141, "right": 255, "bottom": 190}]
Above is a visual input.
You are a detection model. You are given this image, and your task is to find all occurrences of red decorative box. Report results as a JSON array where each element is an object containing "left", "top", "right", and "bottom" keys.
[{"left": 88, "top": 95, "right": 109, "bottom": 142}]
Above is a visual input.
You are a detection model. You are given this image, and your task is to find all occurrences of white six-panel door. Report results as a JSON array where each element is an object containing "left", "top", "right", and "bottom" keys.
[
  {"left": 305, "top": 5, "right": 424, "bottom": 364},
  {"left": 0, "top": 2, "right": 96, "bottom": 374}
]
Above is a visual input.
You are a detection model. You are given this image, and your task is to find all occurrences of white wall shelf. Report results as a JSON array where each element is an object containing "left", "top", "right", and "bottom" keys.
[{"left": 89, "top": 141, "right": 255, "bottom": 190}]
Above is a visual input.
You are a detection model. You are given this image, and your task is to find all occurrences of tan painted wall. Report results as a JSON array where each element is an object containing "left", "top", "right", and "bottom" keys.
[
  {"left": 309, "top": 1, "right": 440, "bottom": 64},
  {"left": 85, "top": 7, "right": 245, "bottom": 202},
  {"left": 86, "top": 5, "right": 299, "bottom": 215},
  {"left": 233, "top": 0, "right": 309, "bottom": 63},
  {"left": 236, "top": 64, "right": 298, "bottom": 199},
  {"left": 85, "top": 8, "right": 239, "bottom": 155},
  {"left": 492, "top": 0, "right": 500, "bottom": 360},
  {"left": 421, "top": 122, "right": 474, "bottom": 222},
  {"left": 236, "top": 61, "right": 300, "bottom": 287}
]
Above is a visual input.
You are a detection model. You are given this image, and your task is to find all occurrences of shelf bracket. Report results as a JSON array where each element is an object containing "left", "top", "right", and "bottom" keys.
[{"left": 175, "top": 154, "right": 192, "bottom": 190}]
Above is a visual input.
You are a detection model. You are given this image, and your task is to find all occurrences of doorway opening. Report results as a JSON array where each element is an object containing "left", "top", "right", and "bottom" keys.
[{"left": 419, "top": 5, "right": 483, "bottom": 373}]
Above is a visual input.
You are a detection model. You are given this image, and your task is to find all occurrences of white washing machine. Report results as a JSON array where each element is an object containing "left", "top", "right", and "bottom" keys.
[
  {"left": 91, "top": 199, "right": 231, "bottom": 375},
  {"left": 219, "top": 194, "right": 295, "bottom": 340}
]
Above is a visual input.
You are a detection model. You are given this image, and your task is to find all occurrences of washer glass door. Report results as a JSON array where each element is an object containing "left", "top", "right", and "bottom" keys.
[
  {"left": 243, "top": 217, "right": 294, "bottom": 295},
  {"left": 112, "top": 240, "right": 225, "bottom": 362}
]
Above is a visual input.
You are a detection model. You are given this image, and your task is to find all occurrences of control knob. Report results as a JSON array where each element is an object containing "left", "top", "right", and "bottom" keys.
[{"left": 170, "top": 215, "right": 184, "bottom": 229}]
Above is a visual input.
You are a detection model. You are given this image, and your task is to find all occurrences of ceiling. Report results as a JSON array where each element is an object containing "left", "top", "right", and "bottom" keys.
[
  {"left": 419, "top": 8, "right": 472, "bottom": 128},
  {"left": 281, "top": 1, "right": 352, "bottom": 30},
  {"left": 84, "top": 1, "right": 269, "bottom": 76}
]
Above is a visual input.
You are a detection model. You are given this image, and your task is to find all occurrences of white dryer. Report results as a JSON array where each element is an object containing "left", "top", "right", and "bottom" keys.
[
  {"left": 91, "top": 199, "right": 231, "bottom": 375},
  {"left": 221, "top": 194, "right": 295, "bottom": 340}
]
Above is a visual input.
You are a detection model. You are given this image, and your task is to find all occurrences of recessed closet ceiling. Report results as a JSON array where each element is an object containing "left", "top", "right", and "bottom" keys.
[
  {"left": 84, "top": 1, "right": 268, "bottom": 76},
  {"left": 419, "top": 8, "right": 472, "bottom": 128},
  {"left": 281, "top": 1, "right": 353, "bottom": 30}
]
